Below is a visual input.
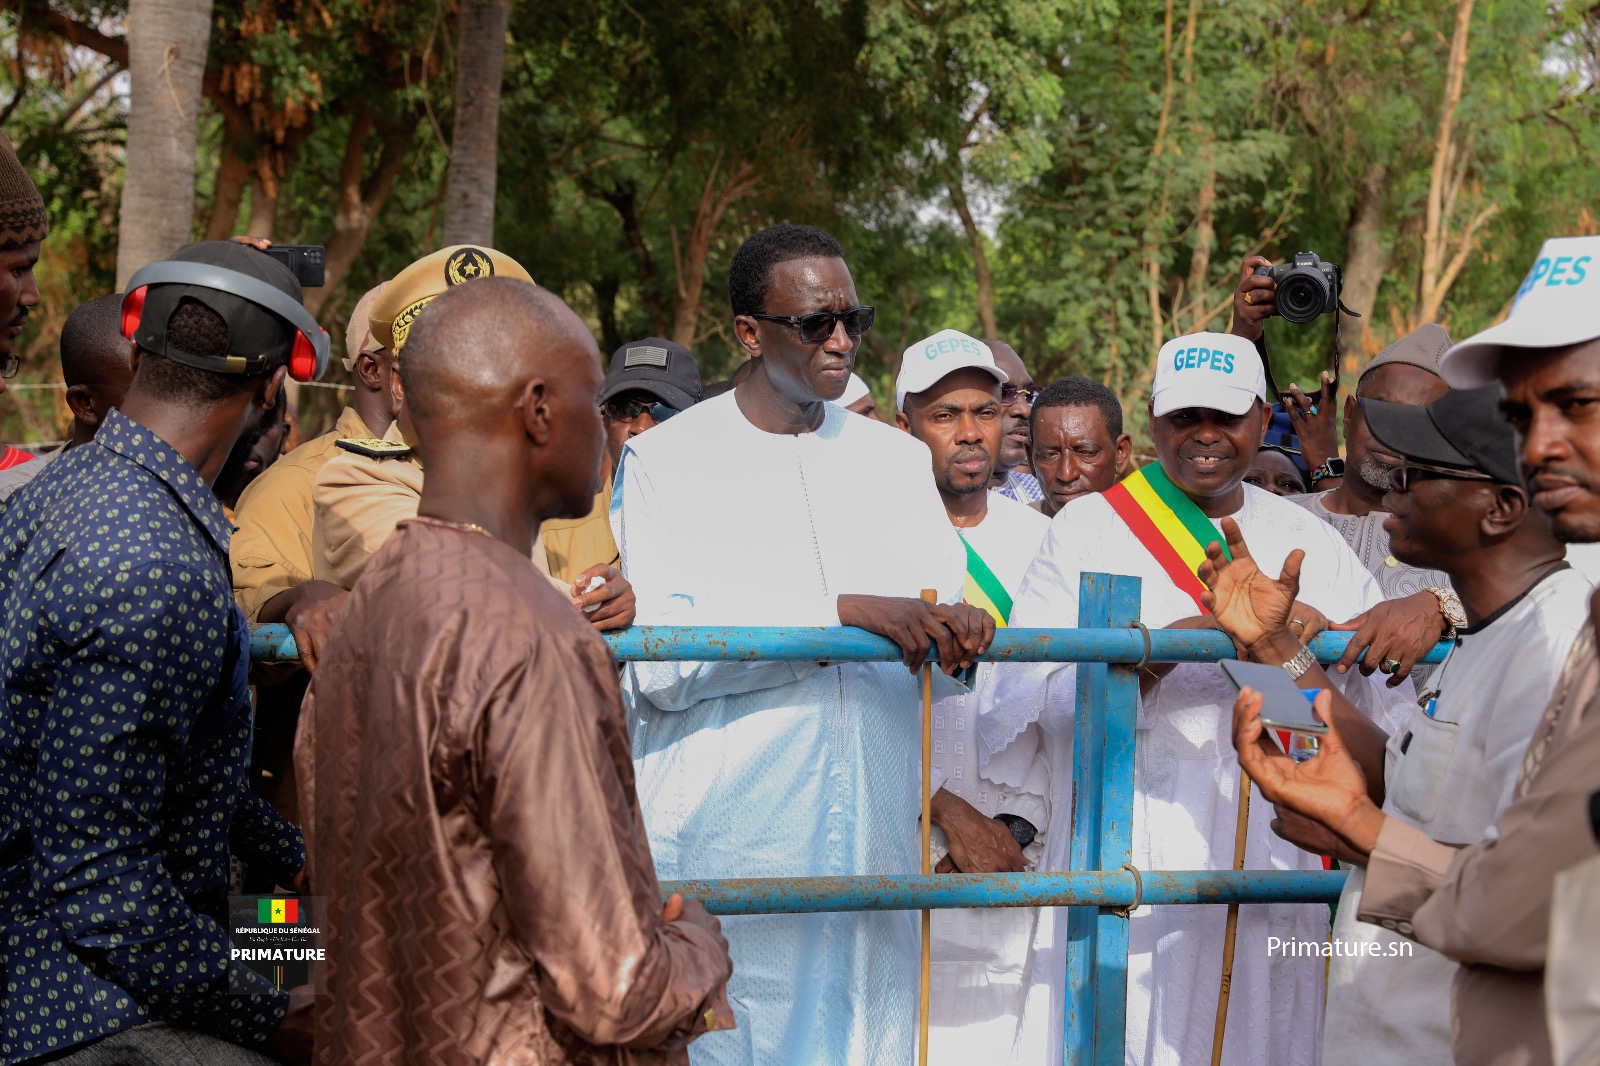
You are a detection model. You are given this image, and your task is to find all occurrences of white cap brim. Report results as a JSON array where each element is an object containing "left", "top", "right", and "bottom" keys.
[
  {"left": 1151, "top": 383, "right": 1260, "bottom": 418},
  {"left": 1440, "top": 317, "right": 1600, "bottom": 387}
]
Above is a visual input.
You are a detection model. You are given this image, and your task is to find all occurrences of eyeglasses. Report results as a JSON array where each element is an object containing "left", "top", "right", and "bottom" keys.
[
  {"left": 1002, "top": 384, "right": 1039, "bottom": 408},
  {"left": 746, "top": 306, "right": 876, "bottom": 344},
  {"left": 1387, "top": 459, "right": 1494, "bottom": 494},
  {"left": 603, "top": 396, "right": 679, "bottom": 424},
  {"left": 0, "top": 353, "right": 19, "bottom": 380}
]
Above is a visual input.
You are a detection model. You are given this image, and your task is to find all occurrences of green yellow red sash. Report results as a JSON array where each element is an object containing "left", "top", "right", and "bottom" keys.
[
  {"left": 959, "top": 532, "right": 1014, "bottom": 626},
  {"left": 1101, "top": 463, "right": 1231, "bottom": 612}
]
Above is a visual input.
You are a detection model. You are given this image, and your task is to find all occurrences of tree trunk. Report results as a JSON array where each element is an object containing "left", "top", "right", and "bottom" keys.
[
  {"left": 949, "top": 176, "right": 997, "bottom": 338},
  {"left": 245, "top": 168, "right": 278, "bottom": 239},
  {"left": 303, "top": 108, "right": 410, "bottom": 317},
  {"left": 1417, "top": 0, "right": 1475, "bottom": 323},
  {"left": 593, "top": 276, "right": 622, "bottom": 353},
  {"left": 601, "top": 183, "right": 670, "bottom": 337},
  {"left": 441, "top": 0, "right": 510, "bottom": 247},
  {"left": 1341, "top": 161, "right": 1388, "bottom": 362},
  {"left": 670, "top": 155, "right": 759, "bottom": 347},
  {"left": 114, "top": 0, "right": 214, "bottom": 289},
  {"left": 203, "top": 134, "right": 249, "bottom": 241}
]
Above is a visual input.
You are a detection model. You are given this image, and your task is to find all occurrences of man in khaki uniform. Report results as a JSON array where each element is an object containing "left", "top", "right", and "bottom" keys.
[
  {"left": 230, "top": 281, "right": 398, "bottom": 625},
  {"left": 310, "top": 245, "right": 635, "bottom": 628}
]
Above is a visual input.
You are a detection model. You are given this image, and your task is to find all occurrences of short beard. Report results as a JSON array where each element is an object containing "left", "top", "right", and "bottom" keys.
[{"left": 1357, "top": 455, "right": 1394, "bottom": 493}]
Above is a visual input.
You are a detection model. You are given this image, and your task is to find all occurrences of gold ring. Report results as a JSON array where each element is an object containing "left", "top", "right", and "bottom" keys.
[
  {"left": 1244, "top": 292, "right": 1254, "bottom": 305},
  {"left": 1380, "top": 657, "right": 1401, "bottom": 675}
]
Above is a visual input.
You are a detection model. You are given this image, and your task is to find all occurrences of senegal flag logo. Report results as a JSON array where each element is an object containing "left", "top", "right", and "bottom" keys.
[{"left": 258, "top": 898, "right": 300, "bottom": 924}]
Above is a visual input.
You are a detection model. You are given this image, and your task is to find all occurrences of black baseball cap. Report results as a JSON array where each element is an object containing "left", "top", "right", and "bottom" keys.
[
  {"left": 1363, "top": 385, "right": 1522, "bottom": 486},
  {"left": 599, "top": 337, "right": 702, "bottom": 411},
  {"left": 131, "top": 241, "right": 305, "bottom": 374}
]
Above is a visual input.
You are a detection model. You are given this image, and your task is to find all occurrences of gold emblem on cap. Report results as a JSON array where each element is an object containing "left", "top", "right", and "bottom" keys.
[
  {"left": 389, "top": 297, "right": 438, "bottom": 353},
  {"left": 446, "top": 247, "right": 495, "bottom": 287}
]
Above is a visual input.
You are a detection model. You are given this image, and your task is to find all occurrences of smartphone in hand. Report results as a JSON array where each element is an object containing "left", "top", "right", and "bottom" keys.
[{"left": 1219, "top": 659, "right": 1329, "bottom": 736}]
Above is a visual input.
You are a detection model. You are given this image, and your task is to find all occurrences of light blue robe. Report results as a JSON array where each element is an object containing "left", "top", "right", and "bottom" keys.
[{"left": 612, "top": 394, "right": 966, "bottom": 1065}]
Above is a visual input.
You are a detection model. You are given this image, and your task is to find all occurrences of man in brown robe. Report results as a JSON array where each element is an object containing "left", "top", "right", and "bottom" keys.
[{"left": 296, "top": 276, "right": 734, "bottom": 1065}]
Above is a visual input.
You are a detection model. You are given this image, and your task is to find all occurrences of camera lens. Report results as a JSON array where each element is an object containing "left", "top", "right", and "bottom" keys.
[{"left": 1276, "top": 273, "right": 1327, "bottom": 324}]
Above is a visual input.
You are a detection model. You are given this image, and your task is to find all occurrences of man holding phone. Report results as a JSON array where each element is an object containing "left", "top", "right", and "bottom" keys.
[
  {"left": 978, "top": 330, "right": 1409, "bottom": 1066},
  {"left": 1204, "top": 383, "right": 1589, "bottom": 1066}
]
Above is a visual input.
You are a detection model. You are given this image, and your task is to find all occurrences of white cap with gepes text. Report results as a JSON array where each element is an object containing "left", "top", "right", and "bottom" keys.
[
  {"left": 896, "top": 328, "right": 1008, "bottom": 411},
  {"left": 1151, "top": 331, "right": 1268, "bottom": 417},
  {"left": 1439, "top": 235, "right": 1600, "bottom": 387}
]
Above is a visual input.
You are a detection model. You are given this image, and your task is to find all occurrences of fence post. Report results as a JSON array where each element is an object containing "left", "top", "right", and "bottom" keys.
[{"left": 1064, "top": 572, "right": 1141, "bottom": 1065}]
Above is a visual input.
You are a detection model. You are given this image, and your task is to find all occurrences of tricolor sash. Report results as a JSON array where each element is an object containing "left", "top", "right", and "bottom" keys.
[
  {"left": 959, "top": 533, "right": 1013, "bottom": 626},
  {"left": 1101, "top": 463, "right": 1231, "bottom": 612}
]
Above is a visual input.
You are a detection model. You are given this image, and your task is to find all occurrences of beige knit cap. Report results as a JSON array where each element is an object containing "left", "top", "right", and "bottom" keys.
[{"left": 0, "top": 130, "right": 47, "bottom": 251}]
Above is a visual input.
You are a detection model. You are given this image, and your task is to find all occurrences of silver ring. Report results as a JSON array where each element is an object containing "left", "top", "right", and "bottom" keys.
[
  {"left": 1290, "top": 618, "right": 1306, "bottom": 631},
  {"left": 1379, "top": 657, "right": 1401, "bottom": 675}
]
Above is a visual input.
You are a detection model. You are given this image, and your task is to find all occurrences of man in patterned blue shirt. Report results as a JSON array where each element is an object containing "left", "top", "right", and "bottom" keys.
[{"left": 0, "top": 242, "right": 309, "bottom": 1064}]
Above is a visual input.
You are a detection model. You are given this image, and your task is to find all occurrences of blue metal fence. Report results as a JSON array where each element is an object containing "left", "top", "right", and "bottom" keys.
[{"left": 251, "top": 574, "right": 1448, "bottom": 1064}]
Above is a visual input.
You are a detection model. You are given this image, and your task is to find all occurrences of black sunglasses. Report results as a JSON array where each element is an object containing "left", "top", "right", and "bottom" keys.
[
  {"left": 1387, "top": 459, "right": 1494, "bottom": 494},
  {"left": 603, "top": 396, "right": 679, "bottom": 424},
  {"left": 747, "top": 306, "right": 875, "bottom": 344},
  {"left": 1002, "top": 384, "right": 1040, "bottom": 407}
]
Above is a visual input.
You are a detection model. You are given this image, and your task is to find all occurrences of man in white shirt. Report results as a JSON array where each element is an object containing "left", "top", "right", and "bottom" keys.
[
  {"left": 1288, "top": 382, "right": 1594, "bottom": 1065},
  {"left": 978, "top": 330, "right": 1411, "bottom": 1066},
  {"left": 613, "top": 224, "right": 993, "bottom": 1066},
  {"left": 895, "top": 328, "right": 1052, "bottom": 1063}
]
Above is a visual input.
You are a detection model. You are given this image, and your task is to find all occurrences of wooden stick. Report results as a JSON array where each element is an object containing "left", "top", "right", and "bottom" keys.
[
  {"left": 919, "top": 588, "right": 936, "bottom": 1066},
  {"left": 1211, "top": 768, "right": 1252, "bottom": 1066}
]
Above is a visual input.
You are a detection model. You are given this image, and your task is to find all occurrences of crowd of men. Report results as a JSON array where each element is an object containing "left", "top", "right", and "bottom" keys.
[{"left": 1, "top": 120, "right": 1598, "bottom": 1066}]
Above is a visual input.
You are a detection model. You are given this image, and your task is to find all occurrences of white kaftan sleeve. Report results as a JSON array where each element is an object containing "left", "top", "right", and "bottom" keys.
[{"left": 611, "top": 443, "right": 827, "bottom": 712}]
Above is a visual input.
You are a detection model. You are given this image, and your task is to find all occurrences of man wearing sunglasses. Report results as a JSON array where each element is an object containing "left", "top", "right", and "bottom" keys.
[
  {"left": 612, "top": 223, "right": 992, "bottom": 1066},
  {"left": 1221, "top": 233, "right": 1600, "bottom": 1066},
  {"left": 978, "top": 329, "right": 1409, "bottom": 1066},
  {"left": 542, "top": 337, "right": 701, "bottom": 582},
  {"left": 984, "top": 339, "right": 1044, "bottom": 505},
  {"left": 1287, "top": 326, "right": 1459, "bottom": 689},
  {"left": 1242, "top": 384, "right": 1586, "bottom": 1066}
]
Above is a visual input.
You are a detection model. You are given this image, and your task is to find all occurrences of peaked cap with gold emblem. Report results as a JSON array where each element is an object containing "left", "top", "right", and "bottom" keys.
[{"left": 369, "top": 245, "right": 533, "bottom": 355}]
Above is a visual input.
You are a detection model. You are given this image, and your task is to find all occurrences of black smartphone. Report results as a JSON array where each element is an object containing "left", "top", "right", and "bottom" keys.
[
  {"left": 264, "top": 244, "right": 326, "bottom": 288},
  {"left": 1219, "top": 659, "right": 1329, "bottom": 736}
]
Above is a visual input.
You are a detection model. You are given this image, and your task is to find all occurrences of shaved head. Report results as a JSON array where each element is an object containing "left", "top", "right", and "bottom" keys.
[
  {"left": 402, "top": 277, "right": 607, "bottom": 523},
  {"left": 59, "top": 293, "right": 134, "bottom": 445},
  {"left": 60, "top": 294, "right": 131, "bottom": 387}
]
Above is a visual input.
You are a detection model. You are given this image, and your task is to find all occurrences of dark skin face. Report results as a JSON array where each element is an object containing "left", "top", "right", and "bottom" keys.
[
  {"left": 986, "top": 342, "right": 1033, "bottom": 472},
  {"left": 1243, "top": 449, "right": 1307, "bottom": 497},
  {"left": 1149, "top": 400, "right": 1272, "bottom": 518},
  {"left": 352, "top": 347, "right": 399, "bottom": 434},
  {"left": 1032, "top": 404, "right": 1131, "bottom": 516},
  {"left": 0, "top": 241, "right": 42, "bottom": 379},
  {"left": 896, "top": 368, "right": 1003, "bottom": 525},
  {"left": 1500, "top": 339, "right": 1600, "bottom": 544},
  {"left": 733, "top": 256, "right": 861, "bottom": 435},
  {"left": 604, "top": 389, "right": 666, "bottom": 470},
  {"left": 1333, "top": 363, "right": 1449, "bottom": 514}
]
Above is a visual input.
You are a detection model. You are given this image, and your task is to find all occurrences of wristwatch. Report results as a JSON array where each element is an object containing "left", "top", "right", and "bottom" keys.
[
  {"left": 994, "top": 813, "right": 1038, "bottom": 849},
  {"left": 1424, "top": 586, "right": 1467, "bottom": 640},
  {"left": 1309, "top": 457, "right": 1345, "bottom": 486},
  {"left": 1281, "top": 644, "right": 1317, "bottom": 681}
]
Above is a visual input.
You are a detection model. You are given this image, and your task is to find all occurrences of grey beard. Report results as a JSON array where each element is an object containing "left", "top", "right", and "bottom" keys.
[{"left": 1358, "top": 455, "right": 1394, "bottom": 492}]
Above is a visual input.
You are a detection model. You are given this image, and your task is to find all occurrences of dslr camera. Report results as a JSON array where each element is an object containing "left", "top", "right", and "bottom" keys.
[{"left": 1253, "top": 251, "right": 1341, "bottom": 324}]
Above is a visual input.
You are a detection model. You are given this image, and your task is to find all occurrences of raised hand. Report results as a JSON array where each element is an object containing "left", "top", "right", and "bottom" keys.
[{"left": 1198, "top": 517, "right": 1304, "bottom": 652}]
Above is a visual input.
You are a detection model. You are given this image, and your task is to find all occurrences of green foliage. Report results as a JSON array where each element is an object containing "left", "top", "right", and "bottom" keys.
[{"left": 4, "top": 0, "right": 1599, "bottom": 449}]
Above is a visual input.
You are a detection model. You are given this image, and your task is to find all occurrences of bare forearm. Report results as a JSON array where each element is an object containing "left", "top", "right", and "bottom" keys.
[{"left": 1249, "top": 627, "right": 1390, "bottom": 805}]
